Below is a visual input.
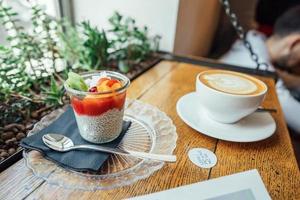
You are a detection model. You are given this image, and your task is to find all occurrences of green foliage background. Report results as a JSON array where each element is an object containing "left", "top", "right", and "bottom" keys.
[{"left": 0, "top": 1, "right": 160, "bottom": 126}]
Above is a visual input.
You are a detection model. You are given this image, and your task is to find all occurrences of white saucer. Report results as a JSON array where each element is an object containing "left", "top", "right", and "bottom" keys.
[{"left": 176, "top": 92, "right": 276, "bottom": 142}]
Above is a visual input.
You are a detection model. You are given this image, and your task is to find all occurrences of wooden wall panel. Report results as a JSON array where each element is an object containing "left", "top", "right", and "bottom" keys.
[{"left": 174, "top": 0, "right": 221, "bottom": 57}]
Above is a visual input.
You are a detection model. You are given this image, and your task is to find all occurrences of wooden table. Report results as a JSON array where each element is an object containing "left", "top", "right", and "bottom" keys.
[{"left": 0, "top": 60, "right": 299, "bottom": 200}]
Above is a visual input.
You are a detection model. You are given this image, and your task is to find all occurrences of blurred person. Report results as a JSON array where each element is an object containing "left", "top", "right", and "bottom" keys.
[
  {"left": 221, "top": 5, "right": 300, "bottom": 134},
  {"left": 254, "top": 0, "right": 299, "bottom": 37}
]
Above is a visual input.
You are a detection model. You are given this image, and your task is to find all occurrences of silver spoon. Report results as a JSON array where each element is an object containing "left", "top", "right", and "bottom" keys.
[{"left": 42, "top": 133, "right": 176, "bottom": 162}]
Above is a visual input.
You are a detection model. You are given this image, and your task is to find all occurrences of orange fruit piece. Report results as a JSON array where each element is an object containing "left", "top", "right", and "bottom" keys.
[
  {"left": 96, "top": 78, "right": 122, "bottom": 92},
  {"left": 97, "top": 77, "right": 110, "bottom": 86},
  {"left": 111, "top": 82, "right": 122, "bottom": 90},
  {"left": 97, "top": 84, "right": 111, "bottom": 92}
]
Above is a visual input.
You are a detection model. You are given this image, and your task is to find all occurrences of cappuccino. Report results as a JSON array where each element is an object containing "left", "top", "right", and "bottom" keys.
[{"left": 199, "top": 70, "right": 266, "bottom": 95}]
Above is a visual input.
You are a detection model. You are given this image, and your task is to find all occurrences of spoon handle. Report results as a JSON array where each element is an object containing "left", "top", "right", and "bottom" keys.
[
  {"left": 73, "top": 144, "right": 177, "bottom": 162},
  {"left": 126, "top": 150, "right": 177, "bottom": 162}
]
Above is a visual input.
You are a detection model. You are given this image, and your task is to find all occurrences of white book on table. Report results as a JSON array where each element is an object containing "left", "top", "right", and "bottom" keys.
[{"left": 127, "top": 169, "right": 271, "bottom": 200}]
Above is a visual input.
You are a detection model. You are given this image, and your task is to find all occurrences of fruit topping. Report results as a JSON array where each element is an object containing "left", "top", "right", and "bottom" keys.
[
  {"left": 97, "top": 77, "right": 110, "bottom": 86},
  {"left": 66, "top": 72, "right": 88, "bottom": 91},
  {"left": 71, "top": 91, "right": 126, "bottom": 116},
  {"left": 97, "top": 84, "right": 111, "bottom": 93},
  {"left": 106, "top": 79, "right": 119, "bottom": 87},
  {"left": 66, "top": 72, "right": 124, "bottom": 93},
  {"left": 66, "top": 72, "right": 128, "bottom": 116},
  {"left": 111, "top": 82, "right": 122, "bottom": 90},
  {"left": 88, "top": 86, "right": 98, "bottom": 93},
  {"left": 96, "top": 77, "right": 122, "bottom": 92}
]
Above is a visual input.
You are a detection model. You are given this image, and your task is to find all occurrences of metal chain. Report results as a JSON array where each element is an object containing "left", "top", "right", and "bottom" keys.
[{"left": 220, "top": 0, "right": 269, "bottom": 71}]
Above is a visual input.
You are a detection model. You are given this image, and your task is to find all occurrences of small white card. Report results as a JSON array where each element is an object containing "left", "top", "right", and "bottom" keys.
[
  {"left": 188, "top": 148, "right": 217, "bottom": 168},
  {"left": 127, "top": 169, "right": 271, "bottom": 200}
]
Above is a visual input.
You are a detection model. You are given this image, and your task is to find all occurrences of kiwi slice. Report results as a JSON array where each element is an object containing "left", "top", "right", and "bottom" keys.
[{"left": 66, "top": 72, "right": 88, "bottom": 92}]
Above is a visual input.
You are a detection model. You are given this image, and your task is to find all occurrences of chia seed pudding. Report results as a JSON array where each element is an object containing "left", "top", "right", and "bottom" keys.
[
  {"left": 64, "top": 71, "right": 130, "bottom": 143},
  {"left": 74, "top": 108, "right": 124, "bottom": 143}
]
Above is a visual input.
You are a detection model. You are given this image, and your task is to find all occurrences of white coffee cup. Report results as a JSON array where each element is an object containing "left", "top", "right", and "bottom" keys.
[{"left": 196, "top": 70, "right": 268, "bottom": 124}]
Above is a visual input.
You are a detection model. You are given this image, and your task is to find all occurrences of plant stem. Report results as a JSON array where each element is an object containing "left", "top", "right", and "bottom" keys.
[
  {"left": 54, "top": 72, "right": 64, "bottom": 83},
  {"left": 10, "top": 93, "right": 43, "bottom": 103}
]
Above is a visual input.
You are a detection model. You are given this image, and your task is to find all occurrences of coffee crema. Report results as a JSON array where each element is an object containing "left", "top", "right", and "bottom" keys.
[{"left": 199, "top": 70, "right": 266, "bottom": 95}]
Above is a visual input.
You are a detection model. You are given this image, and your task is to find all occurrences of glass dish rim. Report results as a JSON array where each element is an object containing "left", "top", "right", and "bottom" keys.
[{"left": 23, "top": 149, "right": 165, "bottom": 191}]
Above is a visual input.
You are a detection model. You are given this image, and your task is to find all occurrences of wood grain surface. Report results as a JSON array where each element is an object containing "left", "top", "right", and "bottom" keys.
[{"left": 0, "top": 61, "right": 299, "bottom": 200}]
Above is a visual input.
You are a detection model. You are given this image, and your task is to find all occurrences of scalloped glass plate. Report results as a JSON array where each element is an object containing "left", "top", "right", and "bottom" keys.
[{"left": 23, "top": 99, "right": 177, "bottom": 190}]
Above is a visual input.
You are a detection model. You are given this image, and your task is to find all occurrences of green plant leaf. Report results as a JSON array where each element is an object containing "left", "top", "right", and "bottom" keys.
[{"left": 118, "top": 60, "right": 130, "bottom": 73}]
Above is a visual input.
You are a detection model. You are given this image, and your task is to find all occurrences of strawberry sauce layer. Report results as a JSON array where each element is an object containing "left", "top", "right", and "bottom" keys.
[{"left": 71, "top": 92, "right": 126, "bottom": 116}]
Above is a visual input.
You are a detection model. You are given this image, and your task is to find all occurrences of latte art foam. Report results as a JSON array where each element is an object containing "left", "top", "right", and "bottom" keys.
[
  {"left": 203, "top": 74, "right": 257, "bottom": 95},
  {"left": 199, "top": 70, "right": 266, "bottom": 95}
]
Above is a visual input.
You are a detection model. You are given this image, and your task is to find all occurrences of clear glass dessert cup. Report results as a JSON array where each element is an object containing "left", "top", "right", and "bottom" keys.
[{"left": 64, "top": 71, "right": 130, "bottom": 144}]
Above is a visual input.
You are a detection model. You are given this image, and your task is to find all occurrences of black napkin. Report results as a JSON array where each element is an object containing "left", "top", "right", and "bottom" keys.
[{"left": 20, "top": 106, "right": 131, "bottom": 172}]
